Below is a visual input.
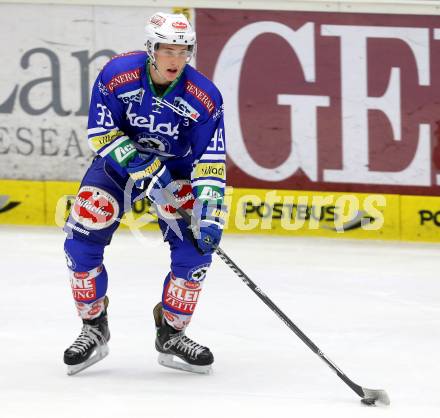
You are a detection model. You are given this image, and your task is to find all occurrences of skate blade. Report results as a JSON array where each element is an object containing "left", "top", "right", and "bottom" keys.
[
  {"left": 67, "top": 344, "right": 109, "bottom": 376},
  {"left": 158, "top": 353, "right": 212, "bottom": 375}
]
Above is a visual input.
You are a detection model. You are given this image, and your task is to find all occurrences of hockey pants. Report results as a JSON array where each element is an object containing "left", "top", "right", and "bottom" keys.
[{"left": 64, "top": 157, "right": 214, "bottom": 329}]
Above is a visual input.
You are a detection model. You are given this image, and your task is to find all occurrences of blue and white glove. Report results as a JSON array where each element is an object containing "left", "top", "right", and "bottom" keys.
[
  {"left": 191, "top": 199, "right": 227, "bottom": 255},
  {"left": 126, "top": 155, "right": 178, "bottom": 205}
]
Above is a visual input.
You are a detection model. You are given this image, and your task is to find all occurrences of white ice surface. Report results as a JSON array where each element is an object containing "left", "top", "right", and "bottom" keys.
[{"left": 0, "top": 226, "right": 439, "bottom": 418}]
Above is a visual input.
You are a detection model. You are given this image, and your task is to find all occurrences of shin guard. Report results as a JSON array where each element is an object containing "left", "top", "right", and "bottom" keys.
[
  {"left": 161, "top": 272, "right": 205, "bottom": 330},
  {"left": 69, "top": 265, "right": 108, "bottom": 320}
]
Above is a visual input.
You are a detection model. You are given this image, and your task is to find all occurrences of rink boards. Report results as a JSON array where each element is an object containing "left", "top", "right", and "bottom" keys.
[{"left": 0, "top": 179, "right": 439, "bottom": 242}]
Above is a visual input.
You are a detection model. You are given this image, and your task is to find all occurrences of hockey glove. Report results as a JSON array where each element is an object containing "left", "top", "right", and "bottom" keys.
[
  {"left": 126, "top": 155, "right": 178, "bottom": 205},
  {"left": 191, "top": 199, "right": 227, "bottom": 255}
]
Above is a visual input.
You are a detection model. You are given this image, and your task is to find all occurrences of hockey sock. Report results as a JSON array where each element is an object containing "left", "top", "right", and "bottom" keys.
[
  {"left": 161, "top": 272, "right": 204, "bottom": 330},
  {"left": 69, "top": 265, "right": 108, "bottom": 320}
]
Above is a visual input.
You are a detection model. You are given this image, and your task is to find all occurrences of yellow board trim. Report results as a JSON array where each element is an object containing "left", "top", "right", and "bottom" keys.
[
  {"left": 0, "top": 180, "right": 45, "bottom": 225},
  {"left": 401, "top": 195, "right": 440, "bottom": 242},
  {"left": 2, "top": 179, "right": 440, "bottom": 242}
]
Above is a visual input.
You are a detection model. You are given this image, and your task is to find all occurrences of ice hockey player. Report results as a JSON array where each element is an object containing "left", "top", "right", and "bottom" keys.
[{"left": 63, "top": 11, "right": 226, "bottom": 375}]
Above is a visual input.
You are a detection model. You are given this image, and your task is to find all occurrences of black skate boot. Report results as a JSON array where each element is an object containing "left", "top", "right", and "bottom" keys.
[
  {"left": 64, "top": 297, "right": 110, "bottom": 375},
  {"left": 153, "top": 302, "right": 214, "bottom": 374}
]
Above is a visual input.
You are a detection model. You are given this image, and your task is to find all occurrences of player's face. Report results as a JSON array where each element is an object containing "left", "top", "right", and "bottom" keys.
[{"left": 154, "top": 44, "right": 190, "bottom": 83}]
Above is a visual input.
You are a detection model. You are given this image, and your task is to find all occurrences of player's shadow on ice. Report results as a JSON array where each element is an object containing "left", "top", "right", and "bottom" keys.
[{"left": 65, "top": 366, "right": 209, "bottom": 383}]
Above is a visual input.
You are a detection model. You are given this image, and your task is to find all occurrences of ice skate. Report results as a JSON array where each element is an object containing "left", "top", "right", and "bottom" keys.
[
  {"left": 153, "top": 302, "right": 213, "bottom": 374},
  {"left": 64, "top": 298, "right": 110, "bottom": 376}
]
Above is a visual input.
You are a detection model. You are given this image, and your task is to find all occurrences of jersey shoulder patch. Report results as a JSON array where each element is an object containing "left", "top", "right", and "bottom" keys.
[
  {"left": 100, "top": 51, "right": 147, "bottom": 94},
  {"left": 181, "top": 66, "right": 223, "bottom": 119}
]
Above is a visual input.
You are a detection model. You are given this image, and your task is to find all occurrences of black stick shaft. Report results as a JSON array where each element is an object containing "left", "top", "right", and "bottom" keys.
[
  {"left": 176, "top": 206, "right": 364, "bottom": 398},
  {"left": 215, "top": 245, "right": 364, "bottom": 397}
]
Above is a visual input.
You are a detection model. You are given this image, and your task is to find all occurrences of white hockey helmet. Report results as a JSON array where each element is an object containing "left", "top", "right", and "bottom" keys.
[{"left": 145, "top": 12, "right": 196, "bottom": 63}]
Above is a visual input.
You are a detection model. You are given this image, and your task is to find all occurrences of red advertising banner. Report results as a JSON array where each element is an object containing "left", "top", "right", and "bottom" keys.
[{"left": 196, "top": 9, "right": 440, "bottom": 195}]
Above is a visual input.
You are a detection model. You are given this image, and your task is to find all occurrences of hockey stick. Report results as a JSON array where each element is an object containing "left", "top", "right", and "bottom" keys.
[{"left": 173, "top": 204, "right": 390, "bottom": 406}]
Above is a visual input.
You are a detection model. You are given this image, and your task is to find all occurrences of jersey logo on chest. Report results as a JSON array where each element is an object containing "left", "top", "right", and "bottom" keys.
[{"left": 125, "top": 103, "right": 180, "bottom": 139}]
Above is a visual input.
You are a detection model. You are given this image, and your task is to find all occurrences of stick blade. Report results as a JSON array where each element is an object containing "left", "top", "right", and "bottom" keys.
[{"left": 361, "top": 388, "right": 390, "bottom": 406}]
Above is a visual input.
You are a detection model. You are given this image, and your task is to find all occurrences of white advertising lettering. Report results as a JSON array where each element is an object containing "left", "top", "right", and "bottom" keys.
[
  {"left": 106, "top": 68, "right": 141, "bottom": 92},
  {"left": 168, "top": 282, "right": 199, "bottom": 302},
  {"left": 164, "top": 279, "right": 201, "bottom": 314},
  {"left": 114, "top": 143, "right": 135, "bottom": 162},
  {"left": 173, "top": 97, "right": 200, "bottom": 121},
  {"left": 75, "top": 196, "right": 112, "bottom": 217},
  {"left": 214, "top": 20, "right": 434, "bottom": 187},
  {"left": 214, "top": 22, "right": 321, "bottom": 182},
  {"left": 1, "top": 5, "right": 439, "bottom": 192},
  {"left": 117, "top": 88, "right": 144, "bottom": 104},
  {"left": 185, "top": 80, "right": 215, "bottom": 114},
  {"left": 98, "top": 80, "right": 109, "bottom": 96},
  {"left": 212, "top": 104, "right": 224, "bottom": 121},
  {"left": 70, "top": 277, "right": 96, "bottom": 301},
  {"left": 321, "top": 25, "right": 430, "bottom": 185},
  {"left": 126, "top": 103, "right": 180, "bottom": 139},
  {"left": 71, "top": 186, "right": 119, "bottom": 230},
  {"left": 199, "top": 186, "right": 222, "bottom": 200}
]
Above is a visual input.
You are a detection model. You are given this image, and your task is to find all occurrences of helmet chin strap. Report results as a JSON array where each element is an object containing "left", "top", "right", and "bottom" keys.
[{"left": 150, "top": 60, "right": 170, "bottom": 85}]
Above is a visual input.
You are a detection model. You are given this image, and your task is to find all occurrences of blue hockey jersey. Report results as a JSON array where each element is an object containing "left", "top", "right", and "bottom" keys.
[{"left": 87, "top": 50, "right": 226, "bottom": 201}]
